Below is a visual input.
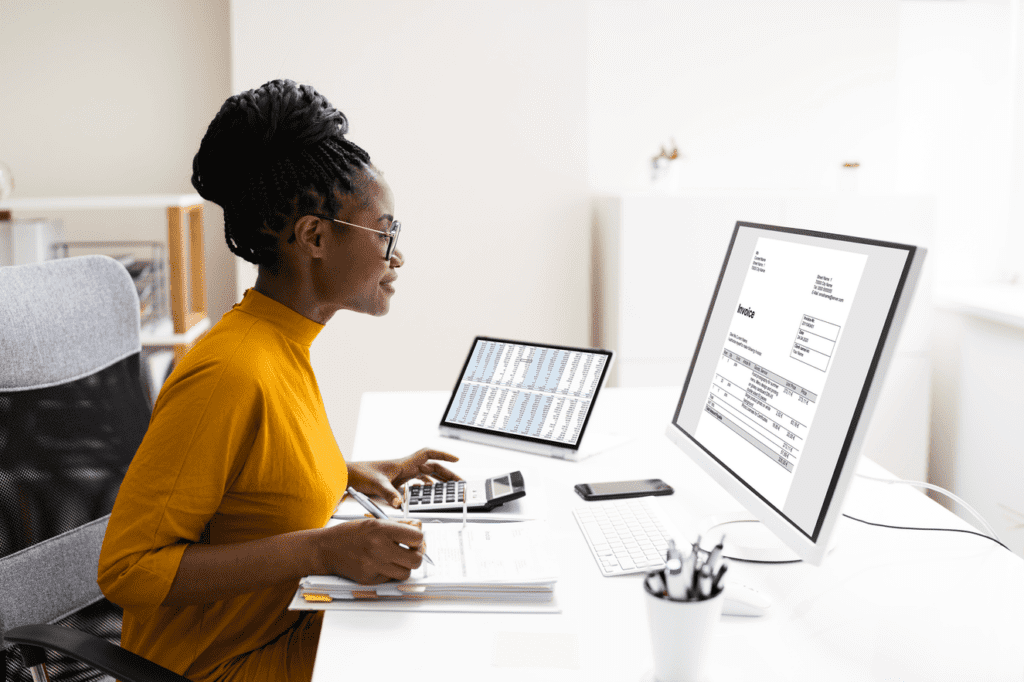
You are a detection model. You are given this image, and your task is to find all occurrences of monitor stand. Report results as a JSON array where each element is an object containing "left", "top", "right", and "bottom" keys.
[
  {"left": 698, "top": 511, "right": 802, "bottom": 563},
  {"left": 692, "top": 512, "right": 814, "bottom": 617}
]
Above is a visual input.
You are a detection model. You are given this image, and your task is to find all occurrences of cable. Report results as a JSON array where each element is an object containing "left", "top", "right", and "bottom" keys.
[
  {"left": 722, "top": 555, "right": 801, "bottom": 565},
  {"left": 842, "top": 512, "right": 1011, "bottom": 552},
  {"left": 724, "top": 503, "right": 1012, "bottom": 564},
  {"left": 855, "top": 473, "right": 1001, "bottom": 541}
]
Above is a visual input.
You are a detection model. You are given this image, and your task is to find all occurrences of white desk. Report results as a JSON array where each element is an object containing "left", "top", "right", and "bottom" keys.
[{"left": 315, "top": 388, "right": 1024, "bottom": 682}]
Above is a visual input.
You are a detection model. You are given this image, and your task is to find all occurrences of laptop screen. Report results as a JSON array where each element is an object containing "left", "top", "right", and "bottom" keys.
[{"left": 440, "top": 337, "right": 613, "bottom": 449}]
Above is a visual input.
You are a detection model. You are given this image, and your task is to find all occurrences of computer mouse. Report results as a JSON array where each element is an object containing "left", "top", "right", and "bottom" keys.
[{"left": 722, "top": 581, "right": 771, "bottom": 617}]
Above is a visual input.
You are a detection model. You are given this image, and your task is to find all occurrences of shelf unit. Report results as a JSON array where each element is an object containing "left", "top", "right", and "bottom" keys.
[{"left": 0, "top": 194, "right": 210, "bottom": 363}]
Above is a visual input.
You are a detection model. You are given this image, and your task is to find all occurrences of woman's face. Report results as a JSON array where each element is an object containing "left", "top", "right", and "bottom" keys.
[{"left": 314, "top": 167, "right": 403, "bottom": 317}]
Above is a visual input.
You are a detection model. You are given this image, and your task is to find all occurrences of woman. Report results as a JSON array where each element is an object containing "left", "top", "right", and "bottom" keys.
[{"left": 98, "top": 79, "right": 459, "bottom": 682}]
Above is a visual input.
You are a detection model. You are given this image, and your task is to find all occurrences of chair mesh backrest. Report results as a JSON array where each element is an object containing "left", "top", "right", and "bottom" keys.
[
  {"left": 0, "top": 256, "right": 151, "bottom": 679},
  {"left": 0, "top": 255, "right": 149, "bottom": 555}
]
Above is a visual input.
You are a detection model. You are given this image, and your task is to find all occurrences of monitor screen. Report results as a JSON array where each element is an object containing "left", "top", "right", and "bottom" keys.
[
  {"left": 441, "top": 338, "right": 612, "bottom": 448},
  {"left": 666, "top": 222, "right": 923, "bottom": 563}
]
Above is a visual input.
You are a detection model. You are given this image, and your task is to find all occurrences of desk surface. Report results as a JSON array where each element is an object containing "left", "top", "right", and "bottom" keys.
[{"left": 314, "top": 388, "right": 1024, "bottom": 682}]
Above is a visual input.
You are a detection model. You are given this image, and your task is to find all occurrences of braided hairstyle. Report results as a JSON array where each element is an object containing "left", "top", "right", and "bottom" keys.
[{"left": 191, "top": 79, "right": 371, "bottom": 269}]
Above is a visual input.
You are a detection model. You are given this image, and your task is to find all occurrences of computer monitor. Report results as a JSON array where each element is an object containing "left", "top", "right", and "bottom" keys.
[{"left": 664, "top": 221, "right": 925, "bottom": 566}]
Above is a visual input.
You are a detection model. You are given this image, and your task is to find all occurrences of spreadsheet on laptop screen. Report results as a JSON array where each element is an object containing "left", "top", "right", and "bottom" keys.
[{"left": 442, "top": 339, "right": 611, "bottom": 447}]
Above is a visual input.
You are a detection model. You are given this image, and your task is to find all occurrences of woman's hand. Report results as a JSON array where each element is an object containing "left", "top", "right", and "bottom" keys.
[
  {"left": 347, "top": 448, "right": 461, "bottom": 508},
  {"left": 316, "top": 517, "right": 426, "bottom": 585},
  {"left": 162, "top": 516, "right": 427, "bottom": 605}
]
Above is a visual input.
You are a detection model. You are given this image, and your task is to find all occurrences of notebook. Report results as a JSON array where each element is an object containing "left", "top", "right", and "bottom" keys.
[{"left": 290, "top": 521, "right": 559, "bottom": 613}]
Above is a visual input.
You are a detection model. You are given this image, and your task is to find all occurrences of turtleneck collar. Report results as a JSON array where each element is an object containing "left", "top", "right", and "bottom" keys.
[{"left": 233, "top": 288, "right": 325, "bottom": 348}]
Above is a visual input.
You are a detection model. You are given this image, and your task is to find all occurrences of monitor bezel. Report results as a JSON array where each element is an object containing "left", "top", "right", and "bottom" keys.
[
  {"left": 665, "top": 221, "right": 925, "bottom": 565},
  {"left": 439, "top": 336, "right": 614, "bottom": 451}
]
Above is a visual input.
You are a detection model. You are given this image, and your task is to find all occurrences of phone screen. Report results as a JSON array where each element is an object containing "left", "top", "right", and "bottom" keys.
[{"left": 576, "top": 479, "right": 673, "bottom": 500}]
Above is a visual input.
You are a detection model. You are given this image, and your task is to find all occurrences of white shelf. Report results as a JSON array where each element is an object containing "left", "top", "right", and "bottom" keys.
[
  {"left": 0, "top": 194, "right": 204, "bottom": 211},
  {"left": 937, "top": 283, "right": 1024, "bottom": 330},
  {"left": 140, "top": 316, "right": 211, "bottom": 347}
]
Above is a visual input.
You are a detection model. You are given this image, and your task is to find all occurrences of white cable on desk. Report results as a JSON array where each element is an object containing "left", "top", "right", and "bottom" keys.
[{"left": 856, "top": 473, "right": 1001, "bottom": 541}]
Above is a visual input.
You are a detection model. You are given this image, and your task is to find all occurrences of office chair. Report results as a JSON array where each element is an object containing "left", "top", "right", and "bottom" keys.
[{"left": 0, "top": 255, "right": 189, "bottom": 682}]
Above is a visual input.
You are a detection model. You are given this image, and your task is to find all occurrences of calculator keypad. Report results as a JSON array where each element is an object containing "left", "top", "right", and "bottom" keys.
[{"left": 408, "top": 481, "right": 466, "bottom": 507}]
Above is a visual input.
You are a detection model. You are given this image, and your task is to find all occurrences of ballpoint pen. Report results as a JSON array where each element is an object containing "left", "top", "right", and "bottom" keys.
[
  {"left": 681, "top": 543, "right": 696, "bottom": 600},
  {"left": 712, "top": 564, "right": 728, "bottom": 595},
  {"left": 708, "top": 536, "right": 725, "bottom": 576},
  {"left": 698, "top": 562, "right": 713, "bottom": 599},
  {"left": 691, "top": 536, "right": 710, "bottom": 596},
  {"left": 346, "top": 486, "right": 435, "bottom": 566}
]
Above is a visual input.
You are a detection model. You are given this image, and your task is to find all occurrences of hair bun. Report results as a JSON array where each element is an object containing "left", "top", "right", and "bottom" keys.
[{"left": 192, "top": 79, "right": 348, "bottom": 206}]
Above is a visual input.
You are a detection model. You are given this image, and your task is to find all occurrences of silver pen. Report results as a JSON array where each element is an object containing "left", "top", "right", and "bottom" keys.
[
  {"left": 664, "top": 556, "right": 687, "bottom": 600},
  {"left": 663, "top": 539, "right": 689, "bottom": 600},
  {"left": 346, "top": 486, "right": 435, "bottom": 566}
]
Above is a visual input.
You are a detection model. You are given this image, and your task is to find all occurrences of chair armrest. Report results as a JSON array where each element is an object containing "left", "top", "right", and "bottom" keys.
[{"left": 5, "top": 624, "right": 191, "bottom": 682}]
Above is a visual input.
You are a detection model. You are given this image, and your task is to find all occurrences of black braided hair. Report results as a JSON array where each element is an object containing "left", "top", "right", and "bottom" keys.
[{"left": 191, "top": 79, "right": 371, "bottom": 269}]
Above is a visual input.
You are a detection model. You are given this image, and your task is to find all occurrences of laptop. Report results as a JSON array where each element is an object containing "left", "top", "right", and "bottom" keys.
[{"left": 438, "top": 337, "right": 620, "bottom": 460}]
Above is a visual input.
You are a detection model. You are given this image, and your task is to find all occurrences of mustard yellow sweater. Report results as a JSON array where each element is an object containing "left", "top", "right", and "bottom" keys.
[{"left": 99, "top": 289, "right": 348, "bottom": 680}]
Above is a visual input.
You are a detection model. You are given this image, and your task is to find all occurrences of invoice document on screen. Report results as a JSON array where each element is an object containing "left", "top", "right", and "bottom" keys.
[{"left": 695, "top": 237, "right": 867, "bottom": 509}]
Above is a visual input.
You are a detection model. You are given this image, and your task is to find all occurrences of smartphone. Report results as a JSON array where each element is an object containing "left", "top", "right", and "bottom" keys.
[{"left": 574, "top": 478, "right": 673, "bottom": 501}]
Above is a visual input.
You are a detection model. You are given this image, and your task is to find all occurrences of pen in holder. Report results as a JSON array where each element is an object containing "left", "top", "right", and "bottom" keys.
[{"left": 643, "top": 538, "right": 727, "bottom": 682}]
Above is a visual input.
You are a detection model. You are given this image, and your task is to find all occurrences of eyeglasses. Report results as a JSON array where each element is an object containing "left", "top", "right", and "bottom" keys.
[{"left": 315, "top": 215, "right": 401, "bottom": 260}]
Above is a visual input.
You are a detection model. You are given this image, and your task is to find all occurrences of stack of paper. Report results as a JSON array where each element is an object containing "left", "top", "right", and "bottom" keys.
[{"left": 289, "top": 521, "right": 559, "bottom": 614}]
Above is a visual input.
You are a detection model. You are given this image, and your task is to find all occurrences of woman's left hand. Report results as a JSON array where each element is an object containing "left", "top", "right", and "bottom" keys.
[{"left": 348, "top": 448, "right": 461, "bottom": 508}]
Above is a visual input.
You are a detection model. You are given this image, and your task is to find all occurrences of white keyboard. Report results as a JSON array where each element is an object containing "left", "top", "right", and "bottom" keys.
[{"left": 573, "top": 498, "right": 680, "bottom": 576}]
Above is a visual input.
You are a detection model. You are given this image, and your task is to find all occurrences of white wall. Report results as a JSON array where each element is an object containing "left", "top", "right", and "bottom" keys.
[
  {"left": 893, "top": 1, "right": 1024, "bottom": 518},
  {"left": 587, "top": 0, "right": 902, "bottom": 195},
  {"left": 1009, "top": 0, "right": 1024, "bottom": 284},
  {"left": 896, "top": 0, "right": 1018, "bottom": 285},
  {"left": 232, "top": 0, "right": 1024, "bottom": 471},
  {"left": 0, "top": 0, "right": 235, "bottom": 324},
  {"left": 232, "top": 0, "right": 590, "bottom": 456}
]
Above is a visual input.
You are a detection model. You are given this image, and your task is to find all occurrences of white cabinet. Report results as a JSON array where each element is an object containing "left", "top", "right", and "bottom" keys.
[
  {"left": 592, "top": 192, "right": 934, "bottom": 481},
  {"left": 937, "top": 285, "right": 1024, "bottom": 558}
]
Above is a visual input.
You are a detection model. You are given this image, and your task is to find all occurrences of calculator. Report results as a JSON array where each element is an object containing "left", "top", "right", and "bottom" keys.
[{"left": 406, "top": 471, "right": 526, "bottom": 512}]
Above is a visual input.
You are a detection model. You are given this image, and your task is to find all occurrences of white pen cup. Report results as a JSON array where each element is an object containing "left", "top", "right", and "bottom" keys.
[{"left": 644, "top": 578, "right": 724, "bottom": 682}]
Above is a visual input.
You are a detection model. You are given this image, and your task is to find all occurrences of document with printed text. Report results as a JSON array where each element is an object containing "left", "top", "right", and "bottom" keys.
[{"left": 694, "top": 237, "right": 867, "bottom": 508}]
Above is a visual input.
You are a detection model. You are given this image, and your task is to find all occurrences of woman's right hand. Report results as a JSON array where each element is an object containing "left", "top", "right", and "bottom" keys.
[{"left": 316, "top": 518, "right": 426, "bottom": 585}]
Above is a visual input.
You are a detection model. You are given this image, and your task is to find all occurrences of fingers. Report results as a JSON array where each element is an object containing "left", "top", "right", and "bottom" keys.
[
  {"left": 360, "top": 520, "right": 425, "bottom": 580},
  {"left": 381, "top": 518, "right": 424, "bottom": 545},
  {"left": 369, "top": 480, "right": 403, "bottom": 508},
  {"left": 395, "top": 518, "right": 423, "bottom": 531},
  {"left": 412, "top": 448, "right": 460, "bottom": 464},
  {"left": 411, "top": 448, "right": 461, "bottom": 482},
  {"left": 421, "top": 462, "right": 461, "bottom": 482},
  {"left": 379, "top": 522, "right": 425, "bottom": 573}
]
